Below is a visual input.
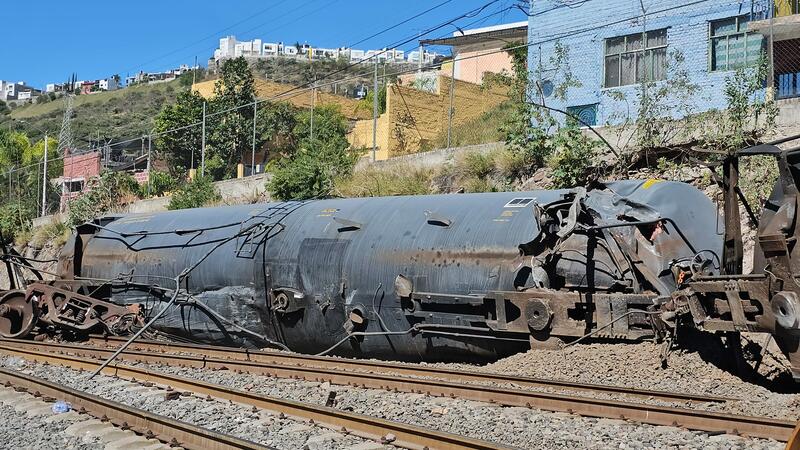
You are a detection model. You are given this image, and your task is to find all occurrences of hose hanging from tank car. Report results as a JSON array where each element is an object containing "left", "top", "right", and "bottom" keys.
[{"left": 184, "top": 296, "right": 290, "bottom": 351}]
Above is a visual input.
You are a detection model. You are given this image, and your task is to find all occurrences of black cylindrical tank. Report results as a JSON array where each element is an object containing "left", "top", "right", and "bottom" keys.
[{"left": 65, "top": 180, "right": 719, "bottom": 361}]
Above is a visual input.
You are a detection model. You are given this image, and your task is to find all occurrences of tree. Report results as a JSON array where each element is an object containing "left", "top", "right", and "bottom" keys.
[
  {"left": 0, "top": 131, "right": 61, "bottom": 238},
  {"left": 208, "top": 57, "right": 258, "bottom": 179},
  {"left": 154, "top": 90, "right": 205, "bottom": 176},
  {"left": 255, "top": 101, "right": 299, "bottom": 160},
  {"left": 0, "top": 100, "right": 9, "bottom": 116},
  {"left": 267, "top": 105, "right": 357, "bottom": 200},
  {"left": 499, "top": 40, "right": 599, "bottom": 186}
]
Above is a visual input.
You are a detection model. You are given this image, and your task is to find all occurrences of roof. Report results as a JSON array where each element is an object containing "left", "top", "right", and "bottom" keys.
[{"left": 420, "top": 22, "right": 528, "bottom": 47}]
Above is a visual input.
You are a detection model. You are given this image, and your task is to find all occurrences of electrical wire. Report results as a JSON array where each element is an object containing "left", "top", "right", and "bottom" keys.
[
  {"left": 88, "top": 220, "right": 269, "bottom": 378},
  {"left": 561, "top": 309, "right": 662, "bottom": 349},
  {"left": 187, "top": 296, "right": 290, "bottom": 351}
]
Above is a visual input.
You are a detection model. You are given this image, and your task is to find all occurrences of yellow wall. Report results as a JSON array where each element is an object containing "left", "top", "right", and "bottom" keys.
[
  {"left": 192, "top": 79, "right": 371, "bottom": 120},
  {"left": 347, "top": 75, "right": 508, "bottom": 159},
  {"left": 196, "top": 75, "right": 507, "bottom": 161}
]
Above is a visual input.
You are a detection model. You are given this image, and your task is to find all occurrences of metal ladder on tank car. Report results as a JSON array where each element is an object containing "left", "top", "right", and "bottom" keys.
[{"left": 235, "top": 201, "right": 307, "bottom": 258}]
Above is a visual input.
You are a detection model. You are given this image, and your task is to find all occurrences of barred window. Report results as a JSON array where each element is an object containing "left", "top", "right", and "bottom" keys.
[
  {"left": 604, "top": 29, "right": 668, "bottom": 88},
  {"left": 710, "top": 16, "right": 764, "bottom": 71}
]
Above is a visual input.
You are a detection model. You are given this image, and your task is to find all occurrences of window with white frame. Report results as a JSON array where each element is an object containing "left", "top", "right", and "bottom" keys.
[
  {"left": 710, "top": 16, "right": 764, "bottom": 71},
  {"left": 604, "top": 29, "right": 668, "bottom": 88}
]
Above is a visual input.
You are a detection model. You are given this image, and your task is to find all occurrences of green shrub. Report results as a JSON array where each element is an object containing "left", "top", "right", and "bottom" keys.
[
  {"left": 460, "top": 152, "right": 495, "bottom": 179},
  {"left": 547, "top": 125, "right": 600, "bottom": 189},
  {"left": 67, "top": 171, "right": 141, "bottom": 227},
  {"left": 141, "top": 170, "right": 179, "bottom": 197},
  {"left": 268, "top": 151, "right": 335, "bottom": 201},
  {"left": 167, "top": 177, "right": 221, "bottom": 210},
  {"left": 0, "top": 200, "right": 35, "bottom": 244},
  {"left": 494, "top": 148, "right": 532, "bottom": 180},
  {"left": 334, "top": 163, "right": 434, "bottom": 197}
]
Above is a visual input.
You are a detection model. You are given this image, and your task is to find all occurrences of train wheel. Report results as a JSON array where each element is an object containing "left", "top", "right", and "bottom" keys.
[{"left": 0, "top": 290, "right": 37, "bottom": 339}]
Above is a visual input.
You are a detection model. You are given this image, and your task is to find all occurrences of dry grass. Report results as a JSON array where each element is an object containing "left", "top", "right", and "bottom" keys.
[
  {"left": 334, "top": 163, "right": 435, "bottom": 198},
  {"left": 30, "top": 220, "right": 69, "bottom": 249},
  {"left": 10, "top": 81, "right": 179, "bottom": 119}
]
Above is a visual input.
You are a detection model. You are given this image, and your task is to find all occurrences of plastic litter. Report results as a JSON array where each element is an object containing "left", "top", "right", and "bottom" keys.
[{"left": 51, "top": 401, "right": 71, "bottom": 414}]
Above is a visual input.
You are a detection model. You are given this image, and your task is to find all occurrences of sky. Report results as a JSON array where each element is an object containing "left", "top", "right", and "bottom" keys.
[{"left": 1, "top": 0, "right": 526, "bottom": 89}]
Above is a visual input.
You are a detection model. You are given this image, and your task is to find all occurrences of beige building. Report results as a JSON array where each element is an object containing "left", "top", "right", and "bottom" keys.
[{"left": 420, "top": 21, "right": 528, "bottom": 84}]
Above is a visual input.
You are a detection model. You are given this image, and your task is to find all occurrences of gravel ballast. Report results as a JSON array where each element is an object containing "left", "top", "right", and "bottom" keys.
[
  {"left": 112, "top": 359, "right": 783, "bottom": 449},
  {"left": 0, "top": 356, "right": 389, "bottom": 450},
  {"left": 0, "top": 386, "right": 121, "bottom": 450}
]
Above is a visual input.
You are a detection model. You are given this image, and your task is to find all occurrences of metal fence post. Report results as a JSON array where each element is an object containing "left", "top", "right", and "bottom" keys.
[
  {"left": 201, "top": 101, "right": 206, "bottom": 177},
  {"left": 41, "top": 134, "right": 48, "bottom": 217},
  {"left": 251, "top": 100, "right": 257, "bottom": 176},
  {"left": 447, "top": 58, "right": 456, "bottom": 149},
  {"left": 373, "top": 59, "right": 378, "bottom": 162}
]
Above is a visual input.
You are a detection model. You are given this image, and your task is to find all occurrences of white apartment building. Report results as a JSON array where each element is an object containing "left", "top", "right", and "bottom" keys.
[
  {"left": 125, "top": 65, "right": 196, "bottom": 86},
  {"left": 213, "top": 35, "right": 426, "bottom": 64},
  {"left": 1, "top": 81, "right": 40, "bottom": 101},
  {"left": 407, "top": 49, "right": 439, "bottom": 65},
  {"left": 99, "top": 77, "right": 119, "bottom": 91}
]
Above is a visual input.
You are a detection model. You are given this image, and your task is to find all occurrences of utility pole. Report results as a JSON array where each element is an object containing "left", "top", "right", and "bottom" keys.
[
  {"left": 447, "top": 58, "right": 456, "bottom": 149},
  {"left": 41, "top": 134, "right": 47, "bottom": 217},
  {"left": 192, "top": 56, "right": 198, "bottom": 86},
  {"left": 201, "top": 101, "right": 206, "bottom": 177},
  {"left": 372, "top": 59, "right": 378, "bottom": 162},
  {"left": 310, "top": 81, "right": 316, "bottom": 141},
  {"left": 251, "top": 100, "right": 257, "bottom": 175},
  {"left": 146, "top": 133, "right": 152, "bottom": 196}
]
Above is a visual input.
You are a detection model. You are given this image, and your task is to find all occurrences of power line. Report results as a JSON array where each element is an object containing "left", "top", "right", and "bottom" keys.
[
  {"left": 119, "top": 0, "right": 298, "bottom": 75},
  {"left": 5, "top": 0, "right": 721, "bottom": 180}
]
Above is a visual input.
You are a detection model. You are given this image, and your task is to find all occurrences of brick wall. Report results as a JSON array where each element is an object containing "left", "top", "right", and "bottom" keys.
[
  {"left": 62, "top": 152, "right": 101, "bottom": 179},
  {"left": 527, "top": 0, "right": 771, "bottom": 126}
]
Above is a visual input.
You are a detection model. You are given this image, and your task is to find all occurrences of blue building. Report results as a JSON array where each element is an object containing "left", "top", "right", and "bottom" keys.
[{"left": 527, "top": 0, "right": 800, "bottom": 126}]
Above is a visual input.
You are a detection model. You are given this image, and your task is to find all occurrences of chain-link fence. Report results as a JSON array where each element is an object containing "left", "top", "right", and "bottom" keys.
[{"left": 771, "top": 0, "right": 800, "bottom": 100}]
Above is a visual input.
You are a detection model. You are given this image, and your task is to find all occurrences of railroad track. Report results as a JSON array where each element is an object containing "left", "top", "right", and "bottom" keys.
[
  {"left": 0, "top": 365, "right": 273, "bottom": 450},
  {"left": 0, "top": 343, "right": 514, "bottom": 450},
  {"left": 0, "top": 339, "right": 795, "bottom": 442},
  {"left": 84, "top": 335, "right": 728, "bottom": 405}
]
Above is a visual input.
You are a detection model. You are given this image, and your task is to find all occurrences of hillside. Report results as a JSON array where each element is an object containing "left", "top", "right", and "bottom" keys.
[{"left": 9, "top": 81, "right": 183, "bottom": 145}]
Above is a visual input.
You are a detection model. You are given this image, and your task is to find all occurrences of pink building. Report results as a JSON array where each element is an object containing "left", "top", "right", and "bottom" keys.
[{"left": 420, "top": 22, "right": 528, "bottom": 84}]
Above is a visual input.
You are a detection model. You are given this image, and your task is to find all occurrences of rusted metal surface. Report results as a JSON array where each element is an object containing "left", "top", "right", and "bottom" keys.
[
  {"left": 0, "top": 284, "right": 141, "bottom": 339},
  {"left": 44, "top": 182, "right": 718, "bottom": 363},
  {"left": 0, "top": 343, "right": 515, "bottom": 450},
  {"left": 0, "top": 366, "right": 273, "bottom": 450},
  {"left": 0, "top": 341, "right": 792, "bottom": 442},
  {"left": 787, "top": 421, "right": 800, "bottom": 450},
  {"left": 668, "top": 137, "right": 800, "bottom": 380}
]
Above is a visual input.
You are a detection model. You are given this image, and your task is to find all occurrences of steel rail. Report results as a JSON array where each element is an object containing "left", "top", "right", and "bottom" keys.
[
  {"left": 82, "top": 335, "right": 731, "bottom": 405},
  {"left": 0, "top": 344, "right": 514, "bottom": 450},
  {"left": 0, "top": 340, "right": 794, "bottom": 442},
  {"left": 0, "top": 366, "right": 273, "bottom": 450}
]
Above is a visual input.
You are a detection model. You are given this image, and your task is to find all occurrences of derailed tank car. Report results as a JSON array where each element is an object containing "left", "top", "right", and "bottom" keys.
[{"left": 52, "top": 179, "right": 721, "bottom": 361}]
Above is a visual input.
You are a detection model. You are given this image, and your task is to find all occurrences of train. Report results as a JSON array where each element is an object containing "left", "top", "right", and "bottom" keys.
[{"left": 1, "top": 139, "right": 800, "bottom": 379}]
